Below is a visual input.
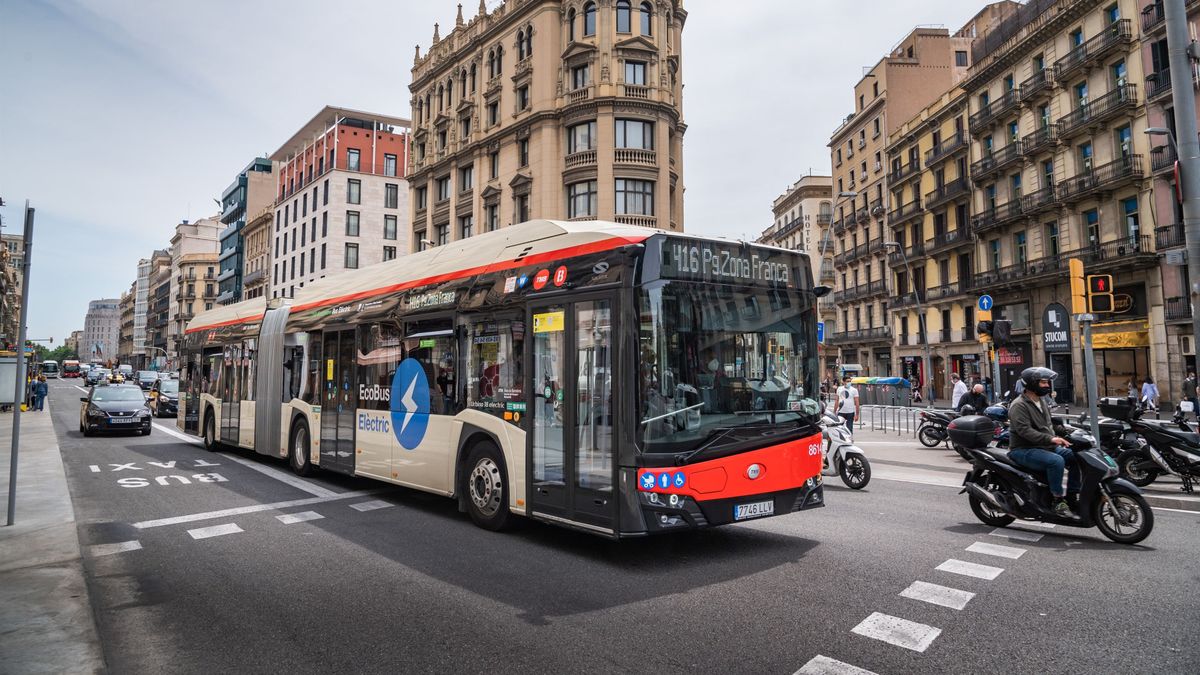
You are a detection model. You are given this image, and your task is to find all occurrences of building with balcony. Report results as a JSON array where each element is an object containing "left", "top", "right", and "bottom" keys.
[
  {"left": 0, "top": 234, "right": 25, "bottom": 347},
  {"left": 827, "top": 5, "right": 1014, "bottom": 377},
  {"left": 118, "top": 282, "right": 135, "bottom": 362},
  {"left": 147, "top": 265, "right": 171, "bottom": 365},
  {"left": 242, "top": 206, "right": 273, "bottom": 300},
  {"left": 886, "top": 87, "right": 982, "bottom": 396},
  {"left": 1139, "top": 0, "right": 1200, "bottom": 376},
  {"left": 217, "top": 157, "right": 276, "bottom": 306},
  {"left": 169, "top": 217, "right": 220, "bottom": 368},
  {"left": 409, "top": 0, "right": 686, "bottom": 246},
  {"left": 133, "top": 250, "right": 169, "bottom": 369},
  {"left": 269, "top": 106, "right": 411, "bottom": 299},
  {"left": 963, "top": 0, "right": 1161, "bottom": 399},
  {"left": 83, "top": 298, "right": 120, "bottom": 364},
  {"left": 65, "top": 330, "right": 83, "bottom": 357}
]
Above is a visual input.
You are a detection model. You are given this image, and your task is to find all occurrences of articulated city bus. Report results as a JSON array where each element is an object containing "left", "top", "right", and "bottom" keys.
[
  {"left": 63, "top": 360, "right": 82, "bottom": 378},
  {"left": 180, "top": 220, "right": 825, "bottom": 537}
]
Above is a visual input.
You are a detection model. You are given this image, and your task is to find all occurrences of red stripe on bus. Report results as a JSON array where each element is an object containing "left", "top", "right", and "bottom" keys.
[{"left": 637, "top": 432, "right": 823, "bottom": 502}]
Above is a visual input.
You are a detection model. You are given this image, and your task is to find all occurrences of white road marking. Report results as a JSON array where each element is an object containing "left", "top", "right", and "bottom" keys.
[
  {"left": 89, "top": 465, "right": 100, "bottom": 473},
  {"left": 132, "top": 490, "right": 378, "bottom": 529},
  {"left": 188, "top": 523, "right": 243, "bottom": 539},
  {"left": 1022, "top": 521, "right": 1057, "bottom": 529},
  {"left": 850, "top": 612, "right": 941, "bottom": 653},
  {"left": 936, "top": 558, "right": 1005, "bottom": 580},
  {"left": 795, "top": 654, "right": 878, "bottom": 675},
  {"left": 989, "top": 528, "right": 1043, "bottom": 542},
  {"left": 899, "top": 580, "right": 975, "bottom": 610},
  {"left": 89, "top": 540, "right": 142, "bottom": 557},
  {"left": 152, "top": 422, "right": 338, "bottom": 499},
  {"left": 966, "top": 541, "right": 1027, "bottom": 560},
  {"left": 74, "top": 385, "right": 88, "bottom": 393},
  {"left": 276, "top": 511, "right": 324, "bottom": 524},
  {"left": 350, "top": 499, "right": 393, "bottom": 512},
  {"left": 1153, "top": 506, "right": 1200, "bottom": 514}
]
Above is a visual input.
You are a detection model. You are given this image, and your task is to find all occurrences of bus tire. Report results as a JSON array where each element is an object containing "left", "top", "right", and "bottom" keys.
[
  {"left": 202, "top": 412, "right": 219, "bottom": 452},
  {"left": 289, "top": 419, "right": 313, "bottom": 477},
  {"left": 463, "top": 442, "right": 511, "bottom": 531}
]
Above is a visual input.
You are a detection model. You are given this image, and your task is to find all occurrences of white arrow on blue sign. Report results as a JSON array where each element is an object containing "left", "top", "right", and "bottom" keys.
[
  {"left": 817, "top": 321, "right": 825, "bottom": 344},
  {"left": 977, "top": 295, "right": 994, "bottom": 311}
]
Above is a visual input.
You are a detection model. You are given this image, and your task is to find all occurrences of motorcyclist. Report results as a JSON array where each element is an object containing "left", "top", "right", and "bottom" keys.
[
  {"left": 1007, "top": 367, "right": 1080, "bottom": 517},
  {"left": 957, "top": 383, "right": 989, "bottom": 413}
]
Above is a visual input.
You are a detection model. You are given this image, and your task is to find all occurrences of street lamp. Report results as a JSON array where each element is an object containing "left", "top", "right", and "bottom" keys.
[
  {"left": 883, "top": 240, "right": 935, "bottom": 407},
  {"left": 822, "top": 191, "right": 858, "bottom": 381}
]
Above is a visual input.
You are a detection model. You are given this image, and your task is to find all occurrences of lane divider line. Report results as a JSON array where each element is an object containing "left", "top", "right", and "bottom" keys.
[
  {"left": 132, "top": 490, "right": 380, "bottom": 529},
  {"left": 898, "top": 580, "right": 975, "bottom": 611},
  {"left": 850, "top": 612, "right": 941, "bottom": 653},
  {"left": 966, "top": 541, "right": 1026, "bottom": 560},
  {"left": 276, "top": 511, "right": 324, "bottom": 525},
  {"left": 935, "top": 558, "right": 1004, "bottom": 580},
  {"left": 988, "top": 528, "right": 1043, "bottom": 543},
  {"left": 89, "top": 541, "right": 142, "bottom": 557},
  {"left": 349, "top": 500, "right": 393, "bottom": 512},
  {"left": 187, "top": 523, "right": 243, "bottom": 539},
  {"left": 795, "top": 654, "right": 879, "bottom": 674}
]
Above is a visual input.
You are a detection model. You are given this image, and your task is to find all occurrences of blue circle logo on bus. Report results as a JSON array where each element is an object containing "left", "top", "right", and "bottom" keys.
[
  {"left": 657, "top": 473, "right": 671, "bottom": 489},
  {"left": 391, "top": 358, "right": 431, "bottom": 450},
  {"left": 640, "top": 473, "right": 655, "bottom": 490},
  {"left": 673, "top": 472, "right": 686, "bottom": 488}
]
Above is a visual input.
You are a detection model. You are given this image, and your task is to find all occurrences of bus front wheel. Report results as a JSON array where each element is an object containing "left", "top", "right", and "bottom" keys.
[
  {"left": 203, "top": 413, "right": 218, "bottom": 452},
  {"left": 463, "top": 442, "right": 511, "bottom": 531},
  {"left": 289, "top": 420, "right": 313, "bottom": 477}
]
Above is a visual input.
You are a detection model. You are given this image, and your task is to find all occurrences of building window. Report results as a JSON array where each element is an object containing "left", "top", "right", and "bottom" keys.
[
  {"left": 568, "top": 8, "right": 576, "bottom": 41},
  {"left": 384, "top": 215, "right": 397, "bottom": 240},
  {"left": 460, "top": 215, "right": 474, "bottom": 239},
  {"left": 1122, "top": 197, "right": 1139, "bottom": 238},
  {"left": 571, "top": 64, "right": 590, "bottom": 90},
  {"left": 436, "top": 223, "right": 450, "bottom": 246},
  {"left": 516, "top": 84, "right": 530, "bottom": 111},
  {"left": 320, "top": 243, "right": 326, "bottom": 269},
  {"left": 616, "top": 178, "right": 654, "bottom": 215},
  {"left": 1045, "top": 222, "right": 1059, "bottom": 257},
  {"left": 583, "top": 1, "right": 596, "bottom": 36},
  {"left": 385, "top": 184, "right": 399, "bottom": 209},
  {"left": 515, "top": 194, "right": 530, "bottom": 223},
  {"left": 345, "top": 243, "right": 359, "bottom": 269},
  {"left": 1014, "top": 231, "right": 1027, "bottom": 265},
  {"left": 568, "top": 180, "right": 598, "bottom": 218},
  {"left": 437, "top": 129, "right": 447, "bottom": 150},
  {"left": 989, "top": 239, "right": 1001, "bottom": 270},
  {"left": 485, "top": 204, "right": 499, "bottom": 232},
  {"left": 517, "top": 28, "right": 528, "bottom": 60},
  {"left": 416, "top": 186, "right": 428, "bottom": 209},
  {"left": 955, "top": 50, "right": 968, "bottom": 67},
  {"left": 460, "top": 116, "right": 471, "bottom": 139},
  {"left": 384, "top": 153, "right": 397, "bottom": 177},
  {"left": 459, "top": 165, "right": 474, "bottom": 191},
  {"left": 346, "top": 211, "right": 360, "bottom": 237},
  {"left": 490, "top": 151, "right": 500, "bottom": 179},
  {"left": 519, "top": 139, "right": 529, "bottom": 167},
  {"left": 625, "top": 60, "right": 646, "bottom": 85},
  {"left": 617, "top": 0, "right": 632, "bottom": 32},
  {"left": 639, "top": 1, "right": 653, "bottom": 35},
  {"left": 568, "top": 121, "right": 597, "bottom": 153},
  {"left": 1084, "top": 208, "right": 1100, "bottom": 244},
  {"left": 347, "top": 149, "right": 360, "bottom": 172},
  {"left": 487, "top": 100, "right": 499, "bottom": 127},
  {"left": 415, "top": 230, "right": 427, "bottom": 252},
  {"left": 347, "top": 179, "right": 361, "bottom": 204},
  {"left": 383, "top": 246, "right": 397, "bottom": 261},
  {"left": 436, "top": 176, "right": 451, "bottom": 201},
  {"left": 615, "top": 118, "right": 653, "bottom": 149}
]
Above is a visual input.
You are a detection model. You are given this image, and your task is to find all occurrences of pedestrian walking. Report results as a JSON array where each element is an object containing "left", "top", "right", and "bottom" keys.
[
  {"left": 1140, "top": 376, "right": 1159, "bottom": 411},
  {"left": 1182, "top": 371, "right": 1198, "bottom": 420},
  {"left": 950, "top": 372, "right": 969, "bottom": 409},
  {"left": 836, "top": 375, "right": 861, "bottom": 434},
  {"left": 33, "top": 375, "right": 48, "bottom": 411}
]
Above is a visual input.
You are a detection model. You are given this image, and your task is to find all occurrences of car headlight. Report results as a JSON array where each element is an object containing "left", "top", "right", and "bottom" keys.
[
  {"left": 87, "top": 406, "right": 105, "bottom": 418},
  {"left": 138, "top": 408, "right": 151, "bottom": 417}
]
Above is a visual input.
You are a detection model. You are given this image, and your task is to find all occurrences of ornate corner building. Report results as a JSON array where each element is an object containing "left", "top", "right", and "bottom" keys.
[{"left": 408, "top": 0, "right": 686, "bottom": 247}]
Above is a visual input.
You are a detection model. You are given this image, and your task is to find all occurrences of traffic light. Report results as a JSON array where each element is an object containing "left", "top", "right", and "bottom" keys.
[
  {"left": 1069, "top": 258, "right": 1087, "bottom": 315},
  {"left": 1087, "top": 274, "right": 1114, "bottom": 314},
  {"left": 976, "top": 320, "right": 994, "bottom": 341},
  {"left": 993, "top": 319, "right": 1012, "bottom": 346}
]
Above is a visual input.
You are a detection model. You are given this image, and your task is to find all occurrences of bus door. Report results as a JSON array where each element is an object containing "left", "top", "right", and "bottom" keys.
[
  {"left": 528, "top": 296, "right": 616, "bottom": 531},
  {"left": 319, "top": 329, "right": 357, "bottom": 474},
  {"left": 221, "top": 343, "right": 240, "bottom": 444}
]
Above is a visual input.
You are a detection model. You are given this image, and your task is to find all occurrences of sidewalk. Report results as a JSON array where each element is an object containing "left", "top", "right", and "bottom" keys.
[
  {"left": 0, "top": 402, "right": 105, "bottom": 674},
  {"left": 850, "top": 427, "right": 1200, "bottom": 511}
]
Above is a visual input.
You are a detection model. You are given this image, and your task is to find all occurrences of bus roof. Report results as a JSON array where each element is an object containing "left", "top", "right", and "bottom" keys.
[{"left": 186, "top": 219, "right": 652, "bottom": 334}]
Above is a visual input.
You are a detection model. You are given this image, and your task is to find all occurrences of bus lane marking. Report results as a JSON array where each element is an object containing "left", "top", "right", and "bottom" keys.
[
  {"left": 132, "top": 490, "right": 380, "bottom": 529},
  {"left": 988, "top": 528, "right": 1043, "bottom": 542},
  {"left": 188, "top": 523, "right": 243, "bottom": 540},
  {"left": 90, "top": 541, "right": 142, "bottom": 557},
  {"left": 795, "top": 654, "right": 878, "bottom": 675},
  {"left": 277, "top": 511, "right": 324, "bottom": 524},
  {"left": 966, "top": 541, "right": 1026, "bottom": 560},
  {"left": 850, "top": 612, "right": 941, "bottom": 653},
  {"left": 899, "top": 581, "right": 975, "bottom": 611},
  {"left": 936, "top": 558, "right": 1004, "bottom": 581},
  {"left": 349, "top": 500, "right": 393, "bottom": 512}
]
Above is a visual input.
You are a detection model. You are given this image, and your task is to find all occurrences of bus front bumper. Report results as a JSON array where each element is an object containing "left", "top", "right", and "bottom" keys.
[{"left": 636, "top": 478, "right": 824, "bottom": 533}]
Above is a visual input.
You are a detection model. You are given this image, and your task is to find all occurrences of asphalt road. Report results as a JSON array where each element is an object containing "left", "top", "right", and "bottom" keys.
[{"left": 50, "top": 380, "right": 1200, "bottom": 674}]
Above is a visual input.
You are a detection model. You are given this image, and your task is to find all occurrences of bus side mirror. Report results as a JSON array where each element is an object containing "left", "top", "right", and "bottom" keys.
[
  {"left": 813, "top": 284, "right": 832, "bottom": 298},
  {"left": 79, "top": 396, "right": 88, "bottom": 402}
]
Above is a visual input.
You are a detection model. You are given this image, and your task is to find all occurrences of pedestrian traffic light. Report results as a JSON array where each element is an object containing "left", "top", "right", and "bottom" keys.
[
  {"left": 1069, "top": 258, "right": 1087, "bottom": 315},
  {"left": 993, "top": 319, "right": 1012, "bottom": 346},
  {"left": 976, "top": 320, "right": 994, "bottom": 342},
  {"left": 1087, "top": 274, "right": 1114, "bottom": 313}
]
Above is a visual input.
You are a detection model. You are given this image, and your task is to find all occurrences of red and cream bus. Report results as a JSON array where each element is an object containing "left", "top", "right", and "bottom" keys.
[{"left": 180, "top": 220, "right": 825, "bottom": 537}]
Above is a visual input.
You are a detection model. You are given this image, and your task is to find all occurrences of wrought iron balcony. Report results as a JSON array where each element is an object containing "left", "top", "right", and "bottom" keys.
[
  {"left": 970, "top": 255, "right": 1068, "bottom": 290},
  {"left": 891, "top": 289, "right": 925, "bottom": 310},
  {"left": 971, "top": 199, "right": 1024, "bottom": 234},
  {"left": 1020, "top": 184, "right": 1059, "bottom": 214},
  {"left": 817, "top": 213, "right": 833, "bottom": 226},
  {"left": 888, "top": 162, "right": 920, "bottom": 184},
  {"left": 1058, "top": 155, "right": 1144, "bottom": 203},
  {"left": 1146, "top": 70, "right": 1172, "bottom": 102},
  {"left": 1156, "top": 222, "right": 1185, "bottom": 249},
  {"left": 1020, "top": 68, "right": 1054, "bottom": 101},
  {"left": 833, "top": 218, "right": 850, "bottom": 235},
  {"left": 971, "top": 142, "right": 1023, "bottom": 180},
  {"left": 1056, "top": 84, "right": 1138, "bottom": 138},
  {"left": 924, "top": 178, "right": 970, "bottom": 210},
  {"left": 969, "top": 89, "right": 1020, "bottom": 134},
  {"left": 1022, "top": 125, "right": 1059, "bottom": 156},
  {"left": 1053, "top": 20, "right": 1132, "bottom": 82},
  {"left": 1142, "top": 2, "right": 1165, "bottom": 34},
  {"left": 1151, "top": 144, "right": 1178, "bottom": 174},
  {"left": 887, "top": 240, "right": 925, "bottom": 267},
  {"left": 1166, "top": 296, "right": 1192, "bottom": 322},
  {"left": 1066, "top": 234, "right": 1155, "bottom": 270},
  {"left": 888, "top": 198, "right": 923, "bottom": 225},
  {"left": 827, "top": 326, "right": 892, "bottom": 345},
  {"left": 927, "top": 281, "right": 966, "bottom": 303},
  {"left": 925, "top": 132, "right": 967, "bottom": 165},
  {"left": 925, "top": 227, "right": 973, "bottom": 255}
]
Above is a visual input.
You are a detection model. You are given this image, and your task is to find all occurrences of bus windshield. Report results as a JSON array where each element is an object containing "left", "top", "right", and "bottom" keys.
[{"left": 637, "top": 281, "right": 820, "bottom": 454}]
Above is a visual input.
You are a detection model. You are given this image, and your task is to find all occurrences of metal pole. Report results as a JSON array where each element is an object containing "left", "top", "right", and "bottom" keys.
[
  {"left": 1080, "top": 316, "right": 1102, "bottom": 444},
  {"left": 7, "top": 202, "right": 35, "bottom": 526},
  {"left": 990, "top": 344, "right": 1002, "bottom": 403},
  {"left": 898, "top": 245, "right": 935, "bottom": 406},
  {"left": 1164, "top": 0, "right": 1200, "bottom": 364}
]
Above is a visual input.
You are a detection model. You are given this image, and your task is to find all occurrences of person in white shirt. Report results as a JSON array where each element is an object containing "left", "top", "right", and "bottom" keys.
[
  {"left": 951, "top": 372, "right": 969, "bottom": 409},
  {"left": 836, "top": 375, "right": 861, "bottom": 433}
]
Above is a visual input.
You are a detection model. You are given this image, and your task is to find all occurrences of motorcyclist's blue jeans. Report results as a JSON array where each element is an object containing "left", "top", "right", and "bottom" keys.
[{"left": 1008, "top": 447, "right": 1081, "bottom": 497}]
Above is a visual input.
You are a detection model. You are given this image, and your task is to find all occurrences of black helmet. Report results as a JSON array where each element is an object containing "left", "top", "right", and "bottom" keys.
[
  {"left": 1020, "top": 367, "right": 1057, "bottom": 396},
  {"left": 959, "top": 405, "right": 977, "bottom": 415}
]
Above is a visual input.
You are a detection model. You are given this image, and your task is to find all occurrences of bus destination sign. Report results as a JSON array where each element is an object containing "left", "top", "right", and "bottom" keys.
[{"left": 662, "top": 240, "right": 795, "bottom": 287}]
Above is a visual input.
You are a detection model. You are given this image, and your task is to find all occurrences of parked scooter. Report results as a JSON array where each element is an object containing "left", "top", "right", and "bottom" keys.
[
  {"left": 1109, "top": 398, "right": 1200, "bottom": 493},
  {"left": 949, "top": 414, "right": 1154, "bottom": 545},
  {"left": 820, "top": 411, "right": 871, "bottom": 489},
  {"left": 917, "top": 409, "right": 958, "bottom": 447}
]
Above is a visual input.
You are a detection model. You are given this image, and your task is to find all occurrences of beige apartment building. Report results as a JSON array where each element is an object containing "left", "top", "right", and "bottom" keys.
[
  {"left": 242, "top": 206, "right": 272, "bottom": 300},
  {"left": 118, "top": 282, "right": 136, "bottom": 362},
  {"left": 827, "top": 9, "right": 1013, "bottom": 378},
  {"left": 408, "top": 0, "right": 686, "bottom": 247},
  {"left": 170, "top": 217, "right": 220, "bottom": 367},
  {"left": 961, "top": 0, "right": 1161, "bottom": 401}
]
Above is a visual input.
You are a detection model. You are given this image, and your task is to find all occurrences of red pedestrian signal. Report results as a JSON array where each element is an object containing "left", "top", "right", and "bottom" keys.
[{"left": 1086, "top": 274, "right": 1114, "bottom": 314}]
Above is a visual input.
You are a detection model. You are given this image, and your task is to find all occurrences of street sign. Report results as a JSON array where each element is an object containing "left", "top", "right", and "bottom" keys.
[
  {"left": 977, "top": 295, "right": 993, "bottom": 311},
  {"left": 1042, "top": 302, "right": 1071, "bottom": 353},
  {"left": 1165, "top": 250, "right": 1187, "bottom": 266},
  {"left": 817, "top": 321, "right": 825, "bottom": 344}
]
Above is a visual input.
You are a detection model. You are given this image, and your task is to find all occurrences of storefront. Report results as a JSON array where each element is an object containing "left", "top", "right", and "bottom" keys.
[
  {"left": 951, "top": 353, "right": 983, "bottom": 384},
  {"left": 1042, "top": 302, "right": 1073, "bottom": 404},
  {"left": 1091, "top": 329, "right": 1151, "bottom": 399},
  {"left": 996, "top": 343, "right": 1031, "bottom": 397}
]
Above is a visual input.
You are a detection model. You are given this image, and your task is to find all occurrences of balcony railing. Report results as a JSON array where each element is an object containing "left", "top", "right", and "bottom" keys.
[
  {"left": 973, "top": 236, "right": 1156, "bottom": 291},
  {"left": 1020, "top": 184, "right": 1059, "bottom": 214},
  {"left": 1146, "top": 70, "right": 1172, "bottom": 101},
  {"left": 833, "top": 280, "right": 887, "bottom": 304},
  {"left": 1151, "top": 144, "right": 1177, "bottom": 174},
  {"left": 1056, "top": 84, "right": 1138, "bottom": 138},
  {"left": 924, "top": 178, "right": 970, "bottom": 210},
  {"left": 971, "top": 142, "right": 1023, "bottom": 179},
  {"left": 926, "top": 227, "right": 972, "bottom": 254},
  {"left": 888, "top": 162, "right": 920, "bottom": 184},
  {"left": 817, "top": 213, "right": 833, "bottom": 226},
  {"left": 1142, "top": 2, "right": 1165, "bottom": 34},
  {"left": 1058, "top": 155, "right": 1144, "bottom": 202},
  {"left": 888, "top": 198, "right": 923, "bottom": 225},
  {"left": 925, "top": 132, "right": 966, "bottom": 165},
  {"left": 614, "top": 148, "right": 657, "bottom": 166},
  {"left": 1053, "top": 20, "right": 1132, "bottom": 82},
  {"left": 970, "top": 89, "right": 1020, "bottom": 133},
  {"left": 887, "top": 240, "right": 925, "bottom": 267},
  {"left": 1022, "top": 125, "right": 1058, "bottom": 156},
  {"left": 614, "top": 214, "right": 657, "bottom": 228},
  {"left": 1166, "top": 296, "right": 1192, "bottom": 321},
  {"left": 1020, "top": 68, "right": 1054, "bottom": 100},
  {"left": 565, "top": 150, "right": 597, "bottom": 169},
  {"left": 1156, "top": 222, "right": 1185, "bottom": 249},
  {"left": 828, "top": 326, "right": 892, "bottom": 344},
  {"left": 972, "top": 199, "right": 1024, "bottom": 234},
  {"left": 891, "top": 289, "right": 925, "bottom": 310},
  {"left": 927, "top": 281, "right": 966, "bottom": 303}
]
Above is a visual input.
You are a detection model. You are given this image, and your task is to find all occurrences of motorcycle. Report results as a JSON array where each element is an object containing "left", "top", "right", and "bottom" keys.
[
  {"left": 1109, "top": 398, "right": 1200, "bottom": 493},
  {"left": 949, "top": 414, "right": 1154, "bottom": 545},
  {"left": 918, "top": 409, "right": 958, "bottom": 447},
  {"left": 820, "top": 411, "right": 871, "bottom": 489}
]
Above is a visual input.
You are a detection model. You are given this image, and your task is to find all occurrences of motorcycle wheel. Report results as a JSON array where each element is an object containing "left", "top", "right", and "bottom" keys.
[
  {"left": 968, "top": 475, "right": 1015, "bottom": 527},
  {"left": 918, "top": 425, "right": 943, "bottom": 448},
  {"left": 839, "top": 455, "right": 871, "bottom": 489},
  {"left": 1117, "top": 450, "right": 1158, "bottom": 487},
  {"left": 1093, "top": 487, "right": 1154, "bottom": 545}
]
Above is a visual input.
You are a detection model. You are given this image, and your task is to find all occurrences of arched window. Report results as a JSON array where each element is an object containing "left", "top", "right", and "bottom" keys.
[
  {"left": 459, "top": 69, "right": 467, "bottom": 97},
  {"left": 616, "top": 0, "right": 631, "bottom": 32},
  {"left": 446, "top": 77, "right": 454, "bottom": 106},
  {"left": 516, "top": 29, "right": 526, "bottom": 60},
  {"left": 567, "top": 8, "right": 576, "bottom": 41},
  {"left": 488, "top": 49, "right": 496, "bottom": 77},
  {"left": 496, "top": 45, "right": 504, "bottom": 73},
  {"left": 437, "top": 84, "right": 444, "bottom": 111},
  {"left": 583, "top": 2, "right": 596, "bottom": 36},
  {"left": 639, "top": 1, "right": 653, "bottom": 35},
  {"left": 469, "top": 63, "right": 477, "bottom": 93},
  {"left": 524, "top": 24, "right": 533, "bottom": 57},
  {"left": 424, "top": 93, "right": 431, "bottom": 121}
]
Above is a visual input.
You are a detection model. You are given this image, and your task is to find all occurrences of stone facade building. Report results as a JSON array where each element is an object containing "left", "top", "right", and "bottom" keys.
[
  {"left": 242, "top": 206, "right": 273, "bottom": 300},
  {"left": 169, "top": 218, "right": 220, "bottom": 368},
  {"left": 83, "top": 298, "right": 120, "bottom": 363}
]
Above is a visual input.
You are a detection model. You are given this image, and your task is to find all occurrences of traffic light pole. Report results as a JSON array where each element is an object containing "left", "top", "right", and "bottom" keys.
[
  {"left": 1079, "top": 314, "right": 1103, "bottom": 446},
  {"left": 990, "top": 344, "right": 1002, "bottom": 404}
]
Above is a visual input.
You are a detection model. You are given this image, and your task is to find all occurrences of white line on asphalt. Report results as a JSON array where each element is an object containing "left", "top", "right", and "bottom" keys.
[
  {"left": 132, "top": 490, "right": 379, "bottom": 529},
  {"left": 966, "top": 541, "right": 1027, "bottom": 560},
  {"left": 936, "top": 558, "right": 1005, "bottom": 580},
  {"left": 89, "top": 540, "right": 142, "bottom": 557},
  {"left": 988, "top": 528, "right": 1044, "bottom": 542},
  {"left": 795, "top": 654, "right": 879, "bottom": 675},
  {"left": 870, "top": 475, "right": 961, "bottom": 489},
  {"left": 152, "top": 422, "right": 201, "bottom": 445},
  {"left": 276, "top": 510, "right": 324, "bottom": 524},
  {"left": 1022, "top": 521, "right": 1057, "bottom": 529},
  {"left": 899, "top": 580, "right": 975, "bottom": 611},
  {"left": 349, "top": 499, "right": 393, "bottom": 512},
  {"left": 1153, "top": 506, "right": 1200, "bottom": 514},
  {"left": 188, "top": 523, "right": 243, "bottom": 540},
  {"left": 74, "top": 385, "right": 88, "bottom": 393},
  {"left": 850, "top": 612, "right": 941, "bottom": 653},
  {"left": 89, "top": 465, "right": 100, "bottom": 473}
]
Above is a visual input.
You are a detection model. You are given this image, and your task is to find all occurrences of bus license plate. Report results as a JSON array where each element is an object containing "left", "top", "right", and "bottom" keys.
[{"left": 734, "top": 500, "right": 774, "bottom": 521}]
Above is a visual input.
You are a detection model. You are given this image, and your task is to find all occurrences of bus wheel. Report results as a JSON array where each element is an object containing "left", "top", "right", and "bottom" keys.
[
  {"left": 203, "top": 413, "right": 218, "bottom": 452},
  {"left": 289, "top": 420, "right": 313, "bottom": 477},
  {"left": 464, "top": 442, "right": 511, "bottom": 531}
]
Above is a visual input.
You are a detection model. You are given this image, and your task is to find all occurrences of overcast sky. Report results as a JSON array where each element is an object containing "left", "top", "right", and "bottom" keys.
[{"left": 0, "top": 0, "right": 984, "bottom": 343}]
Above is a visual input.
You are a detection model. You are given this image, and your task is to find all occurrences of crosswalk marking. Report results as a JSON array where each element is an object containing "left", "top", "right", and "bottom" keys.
[
  {"left": 276, "top": 511, "right": 324, "bottom": 524},
  {"left": 936, "top": 558, "right": 1005, "bottom": 580},
  {"left": 349, "top": 500, "right": 393, "bottom": 512},
  {"left": 188, "top": 523, "right": 243, "bottom": 540},
  {"left": 966, "top": 541, "right": 1026, "bottom": 560},
  {"left": 899, "top": 580, "right": 976, "bottom": 610},
  {"left": 795, "top": 654, "right": 878, "bottom": 675},
  {"left": 989, "top": 527, "right": 1044, "bottom": 542},
  {"left": 850, "top": 612, "right": 941, "bottom": 653},
  {"left": 1022, "top": 521, "right": 1057, "bottom": 529},
  {"left": 90, "top": 540, "right": 142, "bottom": 557}
]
